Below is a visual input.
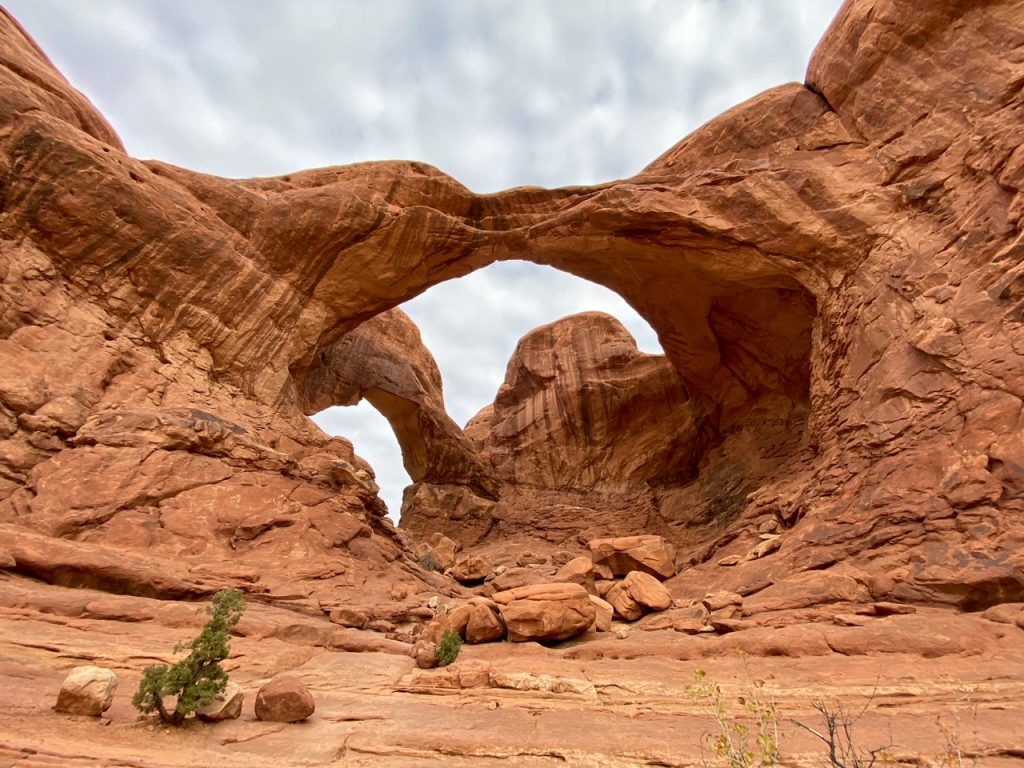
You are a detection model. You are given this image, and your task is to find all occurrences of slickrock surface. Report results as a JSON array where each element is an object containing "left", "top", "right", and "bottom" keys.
[
  {"left": 1, "top": 580, "right": 1023, "bottom": 766},
  {"left": 1, "top": 0, "right": 1024, "bottom": 764}
]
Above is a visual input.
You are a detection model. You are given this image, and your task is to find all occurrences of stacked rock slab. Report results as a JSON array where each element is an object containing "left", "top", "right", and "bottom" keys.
[
  {"left": 492, "top": 584, "right": 596, "bottom": 643},
  {"left": 588, "top": 536, "right": 677, "bottom": 581}
]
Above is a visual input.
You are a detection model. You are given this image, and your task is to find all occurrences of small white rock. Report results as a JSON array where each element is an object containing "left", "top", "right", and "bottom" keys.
[
  {"left": 196, "top": 681, "right": 244, "bottom": 721},
  {"left": 55, "top": 666, "right": 118, "bottom": 716}
]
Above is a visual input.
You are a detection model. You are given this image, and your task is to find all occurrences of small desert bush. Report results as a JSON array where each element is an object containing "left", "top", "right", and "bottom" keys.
[
  {"left": 418, "top": 550, "right": 443, "bottom": 573},
  {"left": 690, "top": 668, "right": 976, "bottom": 768},
  {"left": 132, "top": 588, "right": 245, "bottom": 725},
  {"left": 435, "top": 629, "right": 463, "bottom": 667},
  {"left": 689, "top": 668, "right": 779, "bottom": 767}
]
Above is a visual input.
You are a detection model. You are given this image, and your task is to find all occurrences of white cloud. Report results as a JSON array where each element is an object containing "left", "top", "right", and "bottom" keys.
[{"left": 5, "top": 0, "right": 845, "bottom": 517}]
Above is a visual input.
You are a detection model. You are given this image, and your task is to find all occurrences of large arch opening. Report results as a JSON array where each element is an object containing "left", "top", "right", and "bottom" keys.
[
  {"left": 259, "top": 133, "right": 835, "bottom": 560},
  {"left": 298, "top": 247, "right": 817, "bottom": 556},
  {"left": 309, "top": 261, "right": 667, "bottom": 519}
]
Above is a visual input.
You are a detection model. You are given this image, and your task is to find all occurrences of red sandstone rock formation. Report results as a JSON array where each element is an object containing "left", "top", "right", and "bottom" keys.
[
  {"left": 1, "top": 2, "right": 1024, "bottom": 764},
  {"left": 295, "top": 307, "right": 494, "bottom": 496},
  {"left": 466, "top": 312, "right": 700, "bottom": 494},
  {"left": 1, "top": 0, "right": 1022, "bottom": 614}
]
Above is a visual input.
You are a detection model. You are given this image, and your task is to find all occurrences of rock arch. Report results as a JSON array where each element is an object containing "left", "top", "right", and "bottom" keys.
[{"left": 1, "top": 0, "right": 1022, "bottom": 607}]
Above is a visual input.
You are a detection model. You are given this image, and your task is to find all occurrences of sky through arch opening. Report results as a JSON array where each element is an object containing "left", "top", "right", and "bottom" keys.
[{"left": 311, "top": 261, "right": 665, "bottom": 518}]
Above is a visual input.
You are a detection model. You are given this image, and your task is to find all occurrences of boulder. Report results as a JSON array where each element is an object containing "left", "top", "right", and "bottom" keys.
[
  {"left": 493, "top": 583, "right": 596, "bottom": 643},
  {"left": 595, "top": 580, "right": 616, "bottom": 598},
  {"left": 489, "top": 566, "right": 551, "bottom": 593},
  {"left": 254, "top": 676, "right": 315, "bottom": 723},
  {"left": 621, "top": 571, "right": 672, "bottom": 612},
  {"left": 415, "top": 532, "right": 461, "bottom": 573},
  {"left": 448, "top": 554, "right": 492, "bottom": 584},
  {"left": 551, "top": 550, "right": 576, "bottom": 566},
  {"left": 442, "top": 604, "right": 474, "bottom": 639},
  {"left": 605, "top": 572, "right": 672, "bottom": 621},
  {"left": 554, "top": 556, "right": 596, "bottom": 594},
  {"left": 588, "top": 595, "right": 613, "bottom": 632},
  {"left": 412, "top": 640, "right": 439, "bottom": 669},
  {"left": 587, "top": 535, "right": 677, "bottom": 581},
  {"left": 414, "top": 543, "right": 445, "bottom": 573},
  {"left": 465, "top": 599, "right": 506, "bottom": 644},
  {"left": 605, "top": 582, "right": 644, "bottom": 621},
  {"left": 55, "top": 666, "right": 117, "bottom": 716},
  {"left": 196, "top": 681, "right": 243, "bottom": 722},
  {"left": 427, "top": 532, "right": 460, "bottom": 570},
  {"left": 702, "top": 591, "right": 744, "bottom": 612}
]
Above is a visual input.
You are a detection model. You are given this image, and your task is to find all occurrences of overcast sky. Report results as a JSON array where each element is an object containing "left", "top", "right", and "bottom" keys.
[{"left": 7, "top": 0, "right": 844, "bottom": 518}]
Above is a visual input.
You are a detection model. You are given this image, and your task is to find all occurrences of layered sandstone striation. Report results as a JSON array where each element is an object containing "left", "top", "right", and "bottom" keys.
[{"left": 1, "top": 1, "right": 1024, "bottom": 763}]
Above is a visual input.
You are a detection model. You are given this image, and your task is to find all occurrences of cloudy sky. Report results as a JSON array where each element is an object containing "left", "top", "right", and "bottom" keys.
[{"left": 7, "top": 0, "right": 844, "bottom": 517}]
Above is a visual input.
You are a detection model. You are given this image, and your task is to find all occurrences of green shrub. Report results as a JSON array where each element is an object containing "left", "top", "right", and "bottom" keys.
[
  {"left": 132, "top": 588, "right": 245, "bottom": 725},
  {"left": 418, "top": 550, "right": 442, "bottom": 573},
  {"left": 435, "top": 629, "right": 463, "bottom": 667}
]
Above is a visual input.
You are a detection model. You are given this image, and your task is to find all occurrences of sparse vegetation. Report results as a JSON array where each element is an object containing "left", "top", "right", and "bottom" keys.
[
  {"left": 689, "top": 667, "right": 780, "bottom": 767},
  {"left": 689, "top": 669, "right": 976, "bottom": 768},
  {"left": 435, "top": 629, "right": 463, "bottom": 667},
  {"left": 793, "top": 700, "right": 893, "bottom": 768},
  {"left": 132, "top": 588, "right": 245, "bottom": 725},
  {"left": 418, "top": 550, "right": 443, "bottom": 573}
]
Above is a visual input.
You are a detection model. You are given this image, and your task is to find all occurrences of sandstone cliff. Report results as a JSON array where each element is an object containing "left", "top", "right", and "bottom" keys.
[
  {"left": 1, "top": 1, "right": 1022, "bottom": 613},
  {"left": 1, "top": 2, "right": 1024, "bottom": 765}
]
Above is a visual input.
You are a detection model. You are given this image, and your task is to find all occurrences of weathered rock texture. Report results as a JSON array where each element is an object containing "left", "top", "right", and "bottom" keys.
[
  {"left": 295, "top": 307, "right": 494, "bottom": 496},
  {"left": 0, "top": 0, "right": 1021, "bottom": 617},
  {"left": 1, "top": 2, "right": 1024, "bottom": 764},
  {"left": 254, "top": 676, "right": 315, "bottom": 723},
  {"left": 493, "top": 583, "right": 596, "bottom": 643},
  {"left": 195, "top": 681, "right": 244, "bottom": 722},
  {"left": 54, "top": 666, "right": 117, "bottom": 716},
  {"left": 466, "top": 312, "right": 699, "bottom": 490}
]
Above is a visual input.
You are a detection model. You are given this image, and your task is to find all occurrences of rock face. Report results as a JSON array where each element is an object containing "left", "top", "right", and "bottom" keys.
[
  {"left": 1, "top": 3, "right": 1024, "bottom": 765},
  {"left": 295, "top": 308, "right": 494, "bottom": 497},
  {"left": 0, "top": 0, "right": 1020, "bottom": 714},
  {"left": 54, "top": 666, "right": 117, "bottom": 716},
  {"left": 466, "top": 313, "right": 699, "bottom": 494},
  {"left": 254, "top": 676, "right": 315, "bottom": 723}
]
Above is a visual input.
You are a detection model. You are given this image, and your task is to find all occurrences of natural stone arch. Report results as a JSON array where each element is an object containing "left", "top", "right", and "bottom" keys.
[
  {"left": 3, "top": 0, "right": 1022, "bottom": 608},
  {"left": 295, "top": 307, "right": 496, "bottom": 499}
]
